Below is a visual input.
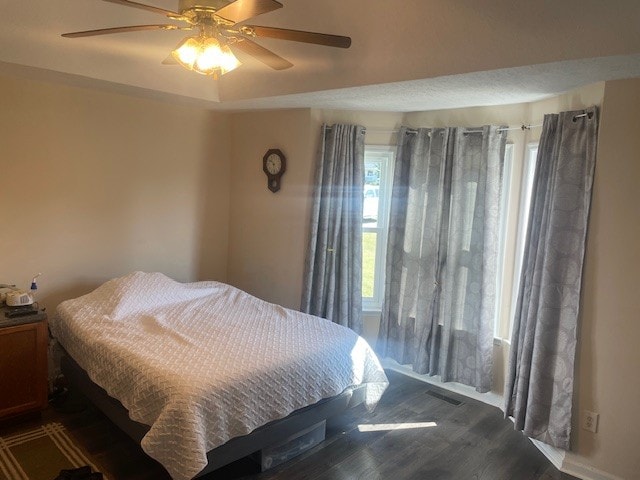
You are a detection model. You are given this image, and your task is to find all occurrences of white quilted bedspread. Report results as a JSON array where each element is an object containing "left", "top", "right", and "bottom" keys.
[{"left": 51, "top": 272, "right": 388, "bottom": 480}]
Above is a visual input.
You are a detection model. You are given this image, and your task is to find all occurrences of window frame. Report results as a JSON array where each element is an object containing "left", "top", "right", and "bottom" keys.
[{"left": 362, "top": 145, "right": 394, "bottom": 312}]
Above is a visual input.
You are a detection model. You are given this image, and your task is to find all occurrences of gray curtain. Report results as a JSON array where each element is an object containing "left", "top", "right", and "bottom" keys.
[
  {"left": 504, "top": 107, "right": 599, "bottom": 449},
  {"left": 378, "top": 125, "right": 506, "bottom": 392},
  {"left": 301, "top": 123, "right": 365, "bottom": 333}
]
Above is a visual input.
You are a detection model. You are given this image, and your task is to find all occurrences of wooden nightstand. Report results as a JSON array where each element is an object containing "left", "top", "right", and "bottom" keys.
[{"left": 0, "top": 307, "right": 48, "bottom": 421}]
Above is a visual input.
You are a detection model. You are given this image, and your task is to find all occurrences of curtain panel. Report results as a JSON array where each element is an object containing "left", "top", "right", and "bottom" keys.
[
  {"left": 301, "top": 123, "right": 365, "bottom": 333},
  {"left": 505, "top": 107, "right": 599, "bottom": 450},
  {"left": 378, "top": 126, "right": 506, "bottom": 392}
]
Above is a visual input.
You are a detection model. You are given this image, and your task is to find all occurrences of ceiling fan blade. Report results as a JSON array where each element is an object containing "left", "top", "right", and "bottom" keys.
[
  {"left": 216, "top": 0, "right": 283, "bottom": 25},
  {"left": 246, "top": 25, "right": 351, "bottom": 48},
  {"left": 62, "top": 24, "right": 184, "bottom": 38},
  {"left": 231, "top": 38, "right": 292, "bottom": 70},
  {"left": 101, "top": 0, "right": 182, "bottom": 18}
]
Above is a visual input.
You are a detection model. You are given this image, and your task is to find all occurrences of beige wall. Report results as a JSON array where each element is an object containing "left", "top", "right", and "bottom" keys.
[
  {"left": 227, "top": 109, "right": 316, "bottom": 309},
  {"left": 0, "top": 74, "right": 231, "bottom": 309},
  {"left": 565, "top": 78, "right": 640, "bottom": 480}
]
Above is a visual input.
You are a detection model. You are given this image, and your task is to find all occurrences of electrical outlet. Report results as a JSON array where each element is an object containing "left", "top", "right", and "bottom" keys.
[{"left": 582, "top": 410, "right": 599, "bottom": 433}]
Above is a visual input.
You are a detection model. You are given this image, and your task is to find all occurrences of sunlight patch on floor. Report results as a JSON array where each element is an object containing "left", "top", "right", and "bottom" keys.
[{"left": 357, "top": 422, "right": 437, "bottom": 432}]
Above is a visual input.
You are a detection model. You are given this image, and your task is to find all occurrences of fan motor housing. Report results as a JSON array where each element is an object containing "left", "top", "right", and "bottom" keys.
[{"left": 178, "top": 0, "right": 232, "bottom": 13}]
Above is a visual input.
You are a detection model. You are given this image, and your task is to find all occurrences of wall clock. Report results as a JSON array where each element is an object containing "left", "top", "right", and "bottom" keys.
[{"left": 263, "top": 149, "right": 286, "bottom": 193}]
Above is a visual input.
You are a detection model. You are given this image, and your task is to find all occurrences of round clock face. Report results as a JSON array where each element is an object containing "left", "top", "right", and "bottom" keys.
[{"left": 266, "top": 153, "right": 282, "bottom": 175}]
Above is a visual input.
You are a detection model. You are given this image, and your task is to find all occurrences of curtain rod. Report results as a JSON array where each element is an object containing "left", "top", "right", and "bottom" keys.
[
  {"left": 323, "top": 125, "right": 367, "bottom": 134},
  {"left": 389, "top": 124, "right": 543, "bottom": 135},
  {"left": 461, "top": 112, "right": 592, "bottom": 134},
  {"left": 323, "top": 124, "right": 542, "bottom": 135},
  {"left": 325, "top": 111, "right": 591, "bottom": 136},
  {"left": 461, "top": 124, "right": 543, "bottom": 134}
]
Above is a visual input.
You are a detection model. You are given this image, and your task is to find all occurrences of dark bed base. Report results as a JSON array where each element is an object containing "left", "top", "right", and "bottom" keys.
[{"left": 61, "top": 354, "right": 366, "bottom": 477}]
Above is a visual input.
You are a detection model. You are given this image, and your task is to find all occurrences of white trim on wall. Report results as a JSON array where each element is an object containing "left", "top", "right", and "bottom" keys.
[
  {"left": 382, "top": 359, "right": 503, "bottom": 409},
  {"left": 560, "top": 458, "right": 626, "bottom": 480}
]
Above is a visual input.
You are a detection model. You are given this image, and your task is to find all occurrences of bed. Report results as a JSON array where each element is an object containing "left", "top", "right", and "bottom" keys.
[{"left": 50, "top": 272, "right": 388, "bottom": 480}]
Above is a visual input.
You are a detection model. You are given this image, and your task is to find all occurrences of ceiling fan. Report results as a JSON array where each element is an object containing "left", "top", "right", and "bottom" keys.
[{"left": 62, "top": 0, "right": 351, "bottom": 77}]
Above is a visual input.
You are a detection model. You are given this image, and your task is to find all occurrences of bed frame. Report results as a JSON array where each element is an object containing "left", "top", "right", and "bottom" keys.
[{"left": 61, "top": 353, "right": 366, "bottom": 477}]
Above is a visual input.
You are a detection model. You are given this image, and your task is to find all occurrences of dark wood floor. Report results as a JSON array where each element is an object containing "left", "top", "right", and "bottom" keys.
[{"left": 7, "top": 370, "right": 578, "bottom": 480}]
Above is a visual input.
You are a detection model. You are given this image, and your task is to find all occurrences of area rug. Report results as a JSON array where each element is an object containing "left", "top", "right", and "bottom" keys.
[{"left": 0, "top": 422, "right": 105, "bottom": 480}]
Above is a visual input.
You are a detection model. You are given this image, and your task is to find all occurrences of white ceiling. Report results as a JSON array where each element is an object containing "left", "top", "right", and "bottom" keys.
[{"left": 2, "top": 0, "right": 640, "bottom": 112}]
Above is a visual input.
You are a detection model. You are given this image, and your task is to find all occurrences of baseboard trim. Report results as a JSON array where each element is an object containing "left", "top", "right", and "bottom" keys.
[
  {"left": 530, "top": 438, "right": 565, "bottom": 470},
  {"left": 560, "top": 456, "right": 625, "bottom": 480},
  {"left": 529, "top": 437, "right": 624, "bottom": 480}
]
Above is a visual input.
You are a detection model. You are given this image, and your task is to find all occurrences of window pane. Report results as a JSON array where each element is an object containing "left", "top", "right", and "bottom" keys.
[
  {"left": 362, "top": 146, "right": 394, "bottom": 311},
  {"left": 364, "top": 161, "right": 380, "bottom": 186},
  {"left": 362, "top": 231, "right": 377, "bottom": 298},
  {"left": 494, "top": 144, "right": 514, "bottom": 337},
  {"left": 463, "top": 181, "right": 478, "bottom": 250},
  {"left": 363, "top": 186, "right": 379, "bottom": 225},
  {"left": 363, "top": 160, "right": 380, "bottom": 226},
  {"left": 508, "top": 144, "right": 538, "bottom": 338}
]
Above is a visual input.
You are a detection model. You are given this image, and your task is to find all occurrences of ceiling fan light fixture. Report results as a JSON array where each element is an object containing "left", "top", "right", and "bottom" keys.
[
  {"left": 198, "top": 37, "right": 240, "bottom": 73},
  {"left": 171, "top": 35, "right": 240, "bottom": 77},
  {"left": 172, "top": 37, "right": 200, "bottom": 66}
]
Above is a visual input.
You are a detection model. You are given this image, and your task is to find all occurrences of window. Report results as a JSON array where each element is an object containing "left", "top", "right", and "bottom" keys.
[
  {"left": 362, "top": 146, "right": 394, "bottom": 311},
  {"left": 494, "top": 142, "right": 538, "bottom": 339},
  {"left": 508, "top": 143, "right": 538, "bottom": 336},
  {"left": 361, "top": 142, "right": 537, "bottom": 326},
  {"left": 494, "top": 144, "right": 514, "bottom": 336}
]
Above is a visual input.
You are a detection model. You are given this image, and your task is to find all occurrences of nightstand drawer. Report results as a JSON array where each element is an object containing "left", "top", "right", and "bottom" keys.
[{"left": 0, "top": 318, "right": 48, "bottom": 419}]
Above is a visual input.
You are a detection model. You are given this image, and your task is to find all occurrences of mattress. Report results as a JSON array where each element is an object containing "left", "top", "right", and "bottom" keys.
[{"left": 50, "top": 272, "right": 388, "bottom": 480}]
